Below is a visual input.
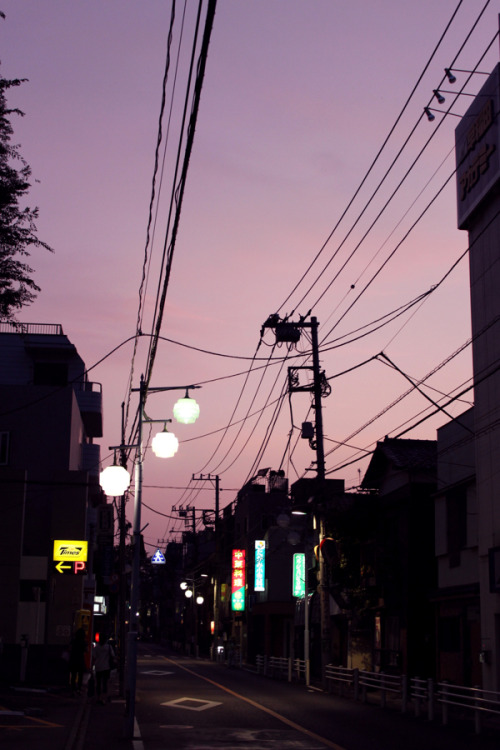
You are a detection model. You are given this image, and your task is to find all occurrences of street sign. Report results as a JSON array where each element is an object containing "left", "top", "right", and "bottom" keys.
[
  {"left": 53, "top": 540, "right": 88, "bottom": 562},
  {"left": 54, "top": 560, "right": 87, "bottom": 575},
  {"left": 151, "top": 549, "right": 166, "bottom": 564}
]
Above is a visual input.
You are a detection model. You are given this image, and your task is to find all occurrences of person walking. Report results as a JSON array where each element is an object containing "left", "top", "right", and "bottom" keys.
[{"left": 92, "top": 635, "right": 116, "bottom": 704}]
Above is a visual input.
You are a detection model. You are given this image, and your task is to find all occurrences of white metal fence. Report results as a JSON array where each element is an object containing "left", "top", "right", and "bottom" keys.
[{"left": 256, "top": 657, "right": 500, "bottom": 736}]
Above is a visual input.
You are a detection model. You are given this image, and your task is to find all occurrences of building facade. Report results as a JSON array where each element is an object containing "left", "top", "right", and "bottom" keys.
[
  {"left": 455, "top": 62, "right": 500, "bottom": 689},
  {"left": 0, "top": 322, "right": 104, "bottom": 682}
]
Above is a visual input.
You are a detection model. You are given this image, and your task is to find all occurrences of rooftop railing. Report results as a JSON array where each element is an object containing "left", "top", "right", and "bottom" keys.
[{"left": 0, "top": 322, "right": 64, "bottom": 335}]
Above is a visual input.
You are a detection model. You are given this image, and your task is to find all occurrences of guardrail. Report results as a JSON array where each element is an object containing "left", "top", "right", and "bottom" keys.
[
  {"left": 325, "top": 665, "right": 357, "bottom": 698},
  {"left": 256, "top": 655, "right": 309, "bottom": 684},
  {"left": 438, "top": 682, "right": 500, "bottom": 735},
  {"left": 268, "top": 656, "right": 290, "bottom": 680},
  {"left": 359, "top": 670, "right": 407, "bottom": 710},
  {"left": 256, "top": 657, "right": 500, "bottom": 735},
  {"left": 411, "top": 676, "right": 435, "bottom": 721}
]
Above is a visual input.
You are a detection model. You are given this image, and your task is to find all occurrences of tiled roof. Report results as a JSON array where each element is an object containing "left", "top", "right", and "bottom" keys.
[{"left": 361, "top": 437, "right": 437, "bottom": 489}]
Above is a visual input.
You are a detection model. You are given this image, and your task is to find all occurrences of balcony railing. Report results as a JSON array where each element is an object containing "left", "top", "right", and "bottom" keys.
[{"left": 0, "top": 322, "right": 64, "bottom": 335}]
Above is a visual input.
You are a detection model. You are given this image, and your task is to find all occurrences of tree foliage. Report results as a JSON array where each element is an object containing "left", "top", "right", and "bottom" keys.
[{"left": 0, "top": 69, "right": 53, "bottom": 321}]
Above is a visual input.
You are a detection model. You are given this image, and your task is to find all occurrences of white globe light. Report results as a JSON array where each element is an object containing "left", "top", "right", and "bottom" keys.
[
  {"left": 152, "top": 429, "right": 179, "bottom": 458},
  {"left": 180, "top": 581, "right": 188, "bottom": 590},
  {"left": 184, "top": 589, "right": 193, "bottom": 598},
  {"left": 196, "top": 595, "right": 204, "bottom": 605},
  {"left": 100, "top": 464, "right": 131, "bottom": 496},
  {"left": 173, "top": 396, "right": 200, "bottom": 424}
]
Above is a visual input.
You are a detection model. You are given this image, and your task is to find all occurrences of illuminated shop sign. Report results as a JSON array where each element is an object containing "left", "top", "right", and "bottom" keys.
[
  {"left": 293, "top": 553, "right": 305, "bottom": 598},
  {"left": 53, "top": 540, "right": 88, "bottom": 575},
  {"left": 53, "top": 540, "right": 88, "bottom": 561},
  {"left": 231, "top": 549, "right": 246, "bottom": 611},
  {"left": 254, "top": 540, "right": 266, "bottom": 592}
]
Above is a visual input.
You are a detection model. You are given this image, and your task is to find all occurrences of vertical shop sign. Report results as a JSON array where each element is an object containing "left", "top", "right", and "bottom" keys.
[
  {"left": 231, "top": 549, "right": 246, "bottom": 611},
  {"left": 293, "top": 553, "right": 305, "bottom": 597},
  {"left": 254, "top": 540, "right": 266, "bottom": 592}
]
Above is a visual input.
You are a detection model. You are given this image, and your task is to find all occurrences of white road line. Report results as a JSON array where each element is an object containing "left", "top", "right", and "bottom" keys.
[{"left": 132, "top": 716, "right": 144, "bottom": 750}]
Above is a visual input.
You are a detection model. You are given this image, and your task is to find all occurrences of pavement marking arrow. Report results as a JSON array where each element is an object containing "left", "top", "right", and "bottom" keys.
[{"left": 162, "top": 657, "right": 347, "bottom": 750}]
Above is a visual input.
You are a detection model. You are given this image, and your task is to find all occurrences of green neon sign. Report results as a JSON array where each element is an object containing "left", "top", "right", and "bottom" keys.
[{"left": 293, "top": 553, "right": 305, "bottom": 598}]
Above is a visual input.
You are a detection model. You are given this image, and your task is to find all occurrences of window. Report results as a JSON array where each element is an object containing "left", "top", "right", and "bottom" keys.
[
  {"left": 0, "top": 432, "right": 9, "bottom": 465},
  {"left": 19, "top": 581, "right": 46, "bottom": 602},
  {"left": 33, "top": 361, "right": 68, "bottom": 386}
]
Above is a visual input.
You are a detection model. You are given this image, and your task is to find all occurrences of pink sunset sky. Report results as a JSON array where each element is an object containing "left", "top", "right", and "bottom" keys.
[{"left": 1, "top": 1, "right": 498, "bottom": 553}]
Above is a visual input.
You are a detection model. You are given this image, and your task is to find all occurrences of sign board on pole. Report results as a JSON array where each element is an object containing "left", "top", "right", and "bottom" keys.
[
  {"left": 254, "top": 540, "right": 265, "bottom": 592},
  {"left": 293, "top": 553, "right": 305, "bottom": 598},
  {"left": 231, "top": 549, "right": 246, "bottom": 611}
]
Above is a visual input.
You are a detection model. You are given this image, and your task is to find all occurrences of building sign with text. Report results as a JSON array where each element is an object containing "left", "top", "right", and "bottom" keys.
[
  {"left": 231, "top": 549, "right": 246, "bottom": 611},
  {"left": 53, "top": 540, "right": 88, "bottom": 575},
  {"left": 293, "top": 553, "right": 305, "bottom": 597},
  {"left": 456, "top": 63, "right": 500, "bottom": 229},
  {"left": 254, "top": 540, "right": 266, "bottom": 592}
]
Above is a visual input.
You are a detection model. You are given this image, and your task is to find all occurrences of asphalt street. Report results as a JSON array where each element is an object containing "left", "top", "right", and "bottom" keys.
[
  {"left": 133, "top": 646, "right": 500, "bottom": 750},
  {"left": 2, "top": 644, "right": 500, "bottom": 750}
]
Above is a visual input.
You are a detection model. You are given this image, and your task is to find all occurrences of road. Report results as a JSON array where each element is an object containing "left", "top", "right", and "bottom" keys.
[{"left": 133, "top": 645, "right": 500, "bottom": 750}]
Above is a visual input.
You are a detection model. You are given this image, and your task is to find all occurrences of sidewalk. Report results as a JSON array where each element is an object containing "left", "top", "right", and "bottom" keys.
[
  {"left": 0, "top": 671, "right": 127, "bottom": 750},
  {"left": 76, "top": 672, "right": 129, "bottom": 750}
]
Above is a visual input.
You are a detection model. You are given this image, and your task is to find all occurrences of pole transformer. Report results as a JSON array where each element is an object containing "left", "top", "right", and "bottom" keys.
[{"left": 261, "top": 314, "right": 331, "bottom": 676}]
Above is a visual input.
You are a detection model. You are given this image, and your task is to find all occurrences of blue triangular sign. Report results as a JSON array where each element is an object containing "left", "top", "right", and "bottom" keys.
[{"left": 151, "top": 549, "right": 166, "bottom": 564}]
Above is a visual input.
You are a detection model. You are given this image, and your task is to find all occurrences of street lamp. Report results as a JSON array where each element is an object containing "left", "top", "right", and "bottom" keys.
[
  {"left": 173, "top": 388, "right": 200, "bottom": 424},
  {"left": 99, "top": 376, "right": 200, "bottom": 738},
  {"left": 99, "top": 458, "right": 131, "bottom": 496},
  {"left": 180, "top": 576, "right": 207, "bottom": 656},
  {"left": 151, "top": 423, "right": 179, "bottom": 458}
]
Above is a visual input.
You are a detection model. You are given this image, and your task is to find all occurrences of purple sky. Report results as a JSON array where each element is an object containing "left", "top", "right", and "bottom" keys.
[{"left": 2, "top": 1, "right": 498, "bottom": 552}]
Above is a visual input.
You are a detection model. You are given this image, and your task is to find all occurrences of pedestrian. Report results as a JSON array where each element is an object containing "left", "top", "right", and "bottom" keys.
[
  {"left": 92, "top": 635, "right": 116, "bottom": 704},
  {"left": 69, "top": 627, "right": 87, "bottom": 695}
]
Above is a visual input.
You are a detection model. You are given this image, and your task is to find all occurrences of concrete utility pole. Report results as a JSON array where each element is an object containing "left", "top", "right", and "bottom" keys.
[
  {"left": 191, "top": 474, "right": 221, "bottom": 659},
  {"left": 261, "top": 314, "right": 331, "bottom": 676}
]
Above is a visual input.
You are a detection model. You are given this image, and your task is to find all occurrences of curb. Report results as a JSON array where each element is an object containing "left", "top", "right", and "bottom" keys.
[{"left": 64, "top": 696, "right": 89, "bottom": 750}]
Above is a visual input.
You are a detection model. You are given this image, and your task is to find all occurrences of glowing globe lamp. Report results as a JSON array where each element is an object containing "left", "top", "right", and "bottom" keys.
[
  {"left": 196, "top": 595, "right": 204, "bottom": 605},
  {"left": 184, "top": 588, "right": 193, "bottom": 598},
  {"left": 173, "top": 391, "right": 200, "bottom": 424},
  {"left": 152, "top": 427, "right": 179, "bottom": 458},
  {"left": 100, "top": 464, "right": 131, "bottom": 497}
]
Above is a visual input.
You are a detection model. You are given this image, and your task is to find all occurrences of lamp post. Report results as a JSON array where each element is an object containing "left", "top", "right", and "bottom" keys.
[
  {"left": 99, "top": 376, "right": 200, "bottom": 739},
  {"left": 289, "top": 518, "right": 312, "bottom": 687},
  {"left": 180, "top": 575, "right": 207, "bottom": 657}
]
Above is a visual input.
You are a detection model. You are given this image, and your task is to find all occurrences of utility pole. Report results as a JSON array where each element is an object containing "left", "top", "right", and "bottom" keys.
[
  {"left": 191, "top": 473, "right": 220, "bottom": 539},
  {"left": 118, "top": 402, "right": 128, "bottom": 698},
  {"left": 262, "top": 314, "right": 331, "bottom": 676},
  {"left": 192, "top": 473, "right": 221, "bottom": 659},
  {"left": 309, "top": 318, "right": 331, "bottom": 678}
]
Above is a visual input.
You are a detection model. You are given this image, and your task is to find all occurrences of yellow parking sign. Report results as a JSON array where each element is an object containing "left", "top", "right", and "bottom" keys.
[{"left": 53, "top": 540, "right": 88, "bottom": 562}]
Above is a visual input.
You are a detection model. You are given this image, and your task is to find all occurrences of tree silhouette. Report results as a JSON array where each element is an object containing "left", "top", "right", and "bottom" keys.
[{"left": 0, "top": 68, "right": 53, "bottom": 320}]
